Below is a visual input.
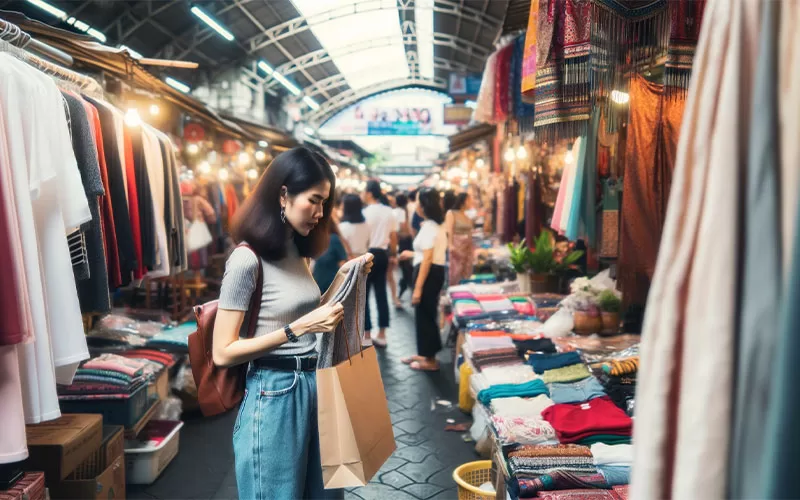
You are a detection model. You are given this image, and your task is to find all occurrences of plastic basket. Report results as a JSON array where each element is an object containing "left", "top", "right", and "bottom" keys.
[
  {"left": 124, "top": 420, "right": 184, "bottom": 484},
  {"left": 452, "top": 460, "right": 496, "bottom": 500}
]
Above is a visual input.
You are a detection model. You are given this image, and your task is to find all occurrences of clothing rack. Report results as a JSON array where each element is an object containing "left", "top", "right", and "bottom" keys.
[{"left": 0, "top": 16, "right": 72, "bottom": 66}]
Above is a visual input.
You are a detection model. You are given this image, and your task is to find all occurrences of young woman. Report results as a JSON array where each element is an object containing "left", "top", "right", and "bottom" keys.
[
  {"left": 445, "top": 192, "right": 475, "bottom": 286},
  {"left": 399, "top": 187, "right": 447, "bottom": 372},
  {"left": 212, "top": 147, "right": 372, "bottom": 500},
  {"left": 338, "top": 193, "right": 371, "bottom": 258},
  {"left": 394, "top": 193, "right": 414, "bottom": 302}
]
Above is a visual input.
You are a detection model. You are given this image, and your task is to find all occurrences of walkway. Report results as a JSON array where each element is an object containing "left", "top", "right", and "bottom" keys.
[{"left": 129, "top": 299, "right": 477, "bottom": 500}]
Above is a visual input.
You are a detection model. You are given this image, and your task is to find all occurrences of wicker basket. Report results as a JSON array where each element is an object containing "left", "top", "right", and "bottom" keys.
[{"left": 453, "top": 461, "right": 496, "bottom": 500}]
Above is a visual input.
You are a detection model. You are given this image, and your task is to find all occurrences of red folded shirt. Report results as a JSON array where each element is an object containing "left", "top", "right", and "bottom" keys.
[{"left": 541, "top": 396, "right": 633, "bottom": 443}]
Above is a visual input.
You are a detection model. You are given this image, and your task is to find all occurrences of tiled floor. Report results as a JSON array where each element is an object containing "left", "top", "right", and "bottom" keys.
[{"left": 129, "top": 296, "right": 477, "bottom": 500}]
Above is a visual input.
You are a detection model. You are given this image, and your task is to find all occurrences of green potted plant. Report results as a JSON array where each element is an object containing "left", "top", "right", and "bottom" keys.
[
  {"left": 507, "top": 239, "right": 533, "bottom": 293},
  {"left": 597, "top": 289, "right": 622, "bottom": 335},
  {"left": 527, "top": 232, "right": 584, "bottom": 294}
]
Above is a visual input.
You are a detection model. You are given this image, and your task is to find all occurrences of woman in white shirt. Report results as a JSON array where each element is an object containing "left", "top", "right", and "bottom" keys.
[
  {"left": 338, "top": 194, "right": 371, "bottom": 256},
  {"left": 399, "top": 187, "right": 447, "bottom": 371}
]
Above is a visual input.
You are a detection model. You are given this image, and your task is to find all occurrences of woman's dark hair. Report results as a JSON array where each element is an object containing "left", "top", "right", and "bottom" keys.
[
  {"left": 418, "top": 187, "right": 444, "bottom": 224},
  {"left": 395, "top": 193, "right": 408, "bottom": 209},
  {"left": 365, "top": 179, "right": 382, "bottom": 201},
  {"left": 408, "top": 190, "right": 417, "bottom": 202},
  {"left": 340, "top": 193, "right": 366, "bottom": 223},
  {"left": 454, "top": 192, "right": 469, "bottom": 210},
  {"left": 442, "top": 189, "right": 457, "bottom": 213},
  {"left": 232, "top": 147, "right": 335, "bottom": 260}
]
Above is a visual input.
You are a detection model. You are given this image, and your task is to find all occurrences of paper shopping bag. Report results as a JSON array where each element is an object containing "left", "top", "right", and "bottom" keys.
[{"left": 317, "top": 346, "right": 396, "bottom": 488}]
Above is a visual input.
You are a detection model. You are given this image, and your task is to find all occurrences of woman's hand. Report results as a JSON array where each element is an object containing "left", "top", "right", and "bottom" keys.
[
  {"left": 412, "top": 289, "right": 422, "bottom": 306},
  {"left": 398, "top": 250, "right": 414, "bottom": 261},
  {"left": 292, "top": 303, "right": 344, "bottom": 335},
  {"left": 338, "top": 253, "right": 374, "bottom": 276}
]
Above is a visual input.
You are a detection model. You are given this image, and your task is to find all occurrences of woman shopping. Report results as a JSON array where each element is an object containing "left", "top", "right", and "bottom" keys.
[
  {"left": 399, "top": 188, "right": 447, "bottom": 372},
  {"left": 445, "top": 192, "right": 475, "bottom": 286},
  {"left": 212, "top": 147, "right": 372, "bottom": 500}
]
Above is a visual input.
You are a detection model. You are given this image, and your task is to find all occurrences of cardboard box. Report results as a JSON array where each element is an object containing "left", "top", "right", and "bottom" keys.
[
  {"left": 150, "top": 369, "right": 169, "bottom": 401},
  {"left": 0, "top": 472, "right": 45, "bottom": 500},
  {"left": 69, "top": 426, "right": 124, "bottom": 480},
  {"left": 25, "top": 414, "right": 103, "bottom": 483},
  {"left": 52, "top": 455, "right": 125, "bottom": 500}
]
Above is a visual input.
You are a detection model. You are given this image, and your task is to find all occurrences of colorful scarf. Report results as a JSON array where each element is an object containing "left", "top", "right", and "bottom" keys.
[
  {"left": 475, "top": 50, "right": 498, "bottom": 122},
  {"left": 494, "top": 43, "right": 514, "bottom": 122},
  {"left": 512, "top": 34, "right": 538, "bottom": 133},
  {"left": 517, "top": 471, "right": 610, "bottom": 497},
  {"left": 520, "top": 0, "right": 540, "bottom": 103},
  {"left": 533, "top": 0, "right": 592, "bottom": 140},
  {"left": 665, "top": 0, "right": 707, "bottom": 98}
]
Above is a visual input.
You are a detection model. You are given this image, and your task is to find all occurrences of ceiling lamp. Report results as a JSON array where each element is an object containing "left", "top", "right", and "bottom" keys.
[
  {"left": 186, "top": 143, "right": 200, "bottom": 155},
  {"left": 504, "top": 147, "right": 516, "bottom": 163},
  {"left": 611, "top": 90, "right": 630, "bottom": 105},
  {"left": 149, "top": 104, "right": 160, "bottom": 116},
  {"left": 476, "top": 158, "right": 485, "bottom": 169},
  {"left": 238, "top": 152, "right": 251, "bottom": 166},
  {"left": 190, "top": 5, "right": 235, "bottom": 41},
  {"left": 302, "top": 96, "right": 320, "bottom": 111},
  {"left": 254, "top": 150, "right": 267, "bottom": 162},
  {"left": 218, "top": 168, "right": 230, "bottom": 181},
  {"left": 258, "top": 61, "right": 301, "bottom": 96},
  {"left": 516, "top": 145, "right": 528, "bottom": 160},
  {"left": 124, "top": 108, "right": 141, "bottom": 127},
  {"left": 197, "top": 161, "right": 211, "bottom": 174},
  {"left": 258, "top": 140, "right": 268, "bottom": 148},
  {"left": 165, "top": 77, "right": 191, "bottom": 93},
  {"left": 247, "top": 169, "right": 259, "bottom": 180}
]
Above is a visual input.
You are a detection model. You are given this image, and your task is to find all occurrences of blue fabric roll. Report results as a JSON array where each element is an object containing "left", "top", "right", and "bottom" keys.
[{"left": 477, "top": 379, "right": 549, "bottom": 405}]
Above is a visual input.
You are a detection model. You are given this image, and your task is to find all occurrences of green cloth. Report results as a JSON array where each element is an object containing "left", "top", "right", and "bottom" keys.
[
  {"left": 543, "top": 363, "right": 591, "bottom": 384},
  {"left": 575, "top": 434, "right": 632, "bottom": 446},
  {"left": 477, "top": 379, "right": 549, "bottom": 405}
]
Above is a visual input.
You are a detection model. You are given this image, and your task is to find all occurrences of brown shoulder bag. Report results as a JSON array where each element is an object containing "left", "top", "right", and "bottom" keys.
[{"left": 188, "top": 243, "right": 263, "bottom": 417}]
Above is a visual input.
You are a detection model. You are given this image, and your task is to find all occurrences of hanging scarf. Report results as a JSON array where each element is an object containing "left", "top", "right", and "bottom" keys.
[
  {"left": 475, "top": 50, "right": 498, "bottom": 123},
  {"left": 533, "top": 0, "right": 592, "bottom": 141},
  {"left": 512, "top": 34, "right": 537, "bottom": 133},
  {"left": 521, "top": 0, "right": 541, "bottom": 103},
  {"left": 665, "top": 0, "right": 707, "bottom": 98},
  {"left": 494, "top": 43, "right": 514, "bottom": 123},
  {"left": 590, "top": 0, "right": 670, "bottom": 117}
]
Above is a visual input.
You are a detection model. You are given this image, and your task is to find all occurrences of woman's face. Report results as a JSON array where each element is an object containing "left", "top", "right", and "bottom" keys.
[
  {"left": 283, "top": 180, "right": 331, "bottom": 236},
  {"left": 464, "top": 194, "right": 474, "bottom": 210}
]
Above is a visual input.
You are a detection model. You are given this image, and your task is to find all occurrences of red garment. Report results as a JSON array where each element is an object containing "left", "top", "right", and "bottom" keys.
[
  {"left": 83, "top": 102, "right": 122, "bottom": 288},
  {"left": 541, "top": 396, "right": 633, "bottom": 443},
  {"left": 224, "top": 183, "right": 238, "bottom": 223},
  {"left": 494, "top": 43, "right": 513, "bottom": 122},
  {"left": 123, "top": 128, "right": 144, "bottom": 279}
]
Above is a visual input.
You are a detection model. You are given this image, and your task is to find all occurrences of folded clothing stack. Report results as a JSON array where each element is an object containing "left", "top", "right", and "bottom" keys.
[
  {"left": 466, "top": 333, "right": 516, "bottom": 353},
  {"left": 536, "top": 487, "right": 628, "bottom": 500},
  {"left": 543, "top": 364, "right": 592, "bottom": 384},
  {"left": 514, "top": 338, "right": 558, "bottom": 356},
  {"left": 145, "top": 321, "right": 197, "bottom": 352},
  {"left": 541, "top": 397, "right": 633, "bottom": 444},
  {"left": 453, "top": 299, "right": 486, "bottom": 319},
  {"left": 528, "top": 352, "right": 583, "bottom": 374},
  {"left": 591, "top": 443, "right": 632, "bottom": 487},
  {"left": 119, "top": 349, "right": 178, "bottom": 368},
  {"left": 481, "top": 364, "right": 539, "bottom": 386},
  {"left": 491, "top": 415, "right": 557, "bottom": 446},
  {"left": 507, "top": 445, "right": 606, "bottom": 498},
  {"left": 508, "top": 295, "right": 536, "bottom": 316},
  {"left": 491, "top": 395, "right": 554, "bottom": 418},
  {"left": 477, "top": 379, "right": 549, "bottom": 405},
  {"left": 594, "top": 371, "right": 636, "bottom": 415},
  {"left": 472, "top": 347, "right": 523, "bottom": 371},
  {"left": 548, "top": 377, "right": 607, "bottom": 405},
  {"left": 476, "top": 294, "right": 518, "bottom": 316},
  {"left": 58, "top": 354, "right": 147, "bottom": 400}
]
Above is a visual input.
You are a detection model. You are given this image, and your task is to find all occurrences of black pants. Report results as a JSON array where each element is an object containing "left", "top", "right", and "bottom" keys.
[
  {"left": 398, "top": 235, "right": 413, "bottom": 298},
  {"left": 413, "top": 264, "right": 445, "bottom": 358},
  {"left": 366, "top": 248, "right": 390, "bottom": 331}
]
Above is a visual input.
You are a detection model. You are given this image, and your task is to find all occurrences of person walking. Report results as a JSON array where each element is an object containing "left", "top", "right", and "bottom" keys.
[
  {"left": 394, "top": 193, "right": 414, "bottom": 302},
  {"left": 212, "top": 147, "right": 373, "bottom": 500},
  {"left": 362, "top": 180, "right": 397, "bottom": 347},
  {"left": 445, "top": 192, "right": 475, "bottom": 286},
  {"left": 312, "top": 221, "right": 349, "bottom": 294},
  {"left": 338, "top": 193, "right": 371, "bottom": 258},
  {"left": 399, "top": 187, "right": 447, "bottom": 372}
]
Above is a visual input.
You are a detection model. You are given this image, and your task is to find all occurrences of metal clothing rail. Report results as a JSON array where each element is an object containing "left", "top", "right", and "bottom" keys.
[{"left": 0, "top": 16, "right": 73, "bottom": 66}]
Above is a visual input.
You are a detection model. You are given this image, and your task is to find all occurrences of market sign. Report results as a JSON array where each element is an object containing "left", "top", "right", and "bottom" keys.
[
  {"left": 443, "top": 105, "right": 474, "bottom": 125},
  {"left": 448, "top": 73, "right": 482, "bottom": 97}
]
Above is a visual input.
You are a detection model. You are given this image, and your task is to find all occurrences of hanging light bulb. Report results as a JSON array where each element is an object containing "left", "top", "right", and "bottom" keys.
[
  {"left": 197, "top": 161, "right": 211, "bottom": 174},
  {"left": 186, "top": 143, "right": 200, "bottom": 155},
  {"left": 124, "top": 108, "right": 141, "bottom": 127},
  {"left": 564, "top": 149, "right": 574, "bottom": 165},
  {"left": 254, "top": 150, "right": 266, "bottom": 162},
  {"left": 358, "top": 163, "right": 366, "bottom": 172},
  {"left": 611, "top": 90, "right": 630, "bottom": 105},
  {"left": 504, "top": 147, "right": 515, "bottom": 162},
  {"left": 516, "top": 145, "right": 528, "bottom": 160},
  {"left": 476, "top": 158, "right": 485, "bottom": 169},
  {"left": 238, "top": 152, "right": 250, "bottom": 166},
  {"left": 218, "top": 168, "right": 230, "bottom": 181},
  {"left": 258, "top": 140, "right": 268, "bottom": 148},
  {"left": 247, "top": 168, "right": 258, "bottom": 180},
  {"left": 469, "top": 170, "right": 479, "bottom": 180},
  {"left": 149, "top": 104, "right": 160, "bottom": 116}
]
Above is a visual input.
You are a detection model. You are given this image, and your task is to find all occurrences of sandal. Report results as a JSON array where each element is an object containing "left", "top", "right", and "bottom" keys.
[
  {"left": 401, "top": 355, "right": 425, "bottom": 365},
  {"left": 372, "top": 337, "right": 388, "bottom": 348},
  {"left": 409, "top": 360, "right": 440, "bottom": 372}
]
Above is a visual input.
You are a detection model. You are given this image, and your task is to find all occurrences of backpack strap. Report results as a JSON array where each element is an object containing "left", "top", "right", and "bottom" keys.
[{"left": 238, "top": 242, "right": 263, "bottom": 339}]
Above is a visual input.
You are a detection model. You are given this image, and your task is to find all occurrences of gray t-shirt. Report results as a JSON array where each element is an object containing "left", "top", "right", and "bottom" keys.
[{"left": 218, "top": 244, "right": 321, "bottom": 357}]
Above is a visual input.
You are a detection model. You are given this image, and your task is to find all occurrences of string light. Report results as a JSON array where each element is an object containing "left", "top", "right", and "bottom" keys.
[
  {"left": 476, "top": 158, "right": 485, "bottom": 169},
  {"left": 358, "top": 163, "right": 366, "bottom": 172},
  {"left": 124, "top": 108, "right": 141, "bottom": 127},
  {"left": 197, "top": 161, "right": 211, "bottom": 174},
  {"left": 247, "top": 169, "right": 258, "bottom": 180},
  {"left": 564, "top": 149, "right": 574, "bottom": 165},
  {"left": 469, "top": 171, "right": 479, "bottom": 180},
  {"left": 254, "top": 150, "right": 266, "bottom": 162},
  {"left": 149, "top": 104, "right": 160, "bottom": 116},
  {"left": 516, "top": 145, "right": 528, "bottom": 160},
  {"left": 504, "top": 147, "right": 515, "bottom": 162},
  {"left": 218, "top": 168, "right": 230, "bottom": 181},
  {"left": 186, "top": 143, "right": 199, "bottom": 155},
  {"left": 238, "top": 152, "right": 250, "bottom": 166}
]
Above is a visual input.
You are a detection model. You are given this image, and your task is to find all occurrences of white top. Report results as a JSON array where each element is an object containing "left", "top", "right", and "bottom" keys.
[
  {"left": 412, "top": 220, "right": 447, "bottom": 266},
  {"left": 362, "top": 203, "right": 397, "bottom": 250},
  {"left": 392, "top": 207, "right": 407, "bottom": 227},
  {"left": 407, "top": 202, "right": 417, "bottom": 223},
  {"left": 338, "top": 221, "right": 371, "bottom": 255},
  {"left": 141, "top": 126, "right": 170, "bottom": 278},
  {"left": 1, "top": 54, "right": 91, "bottom": 424}
]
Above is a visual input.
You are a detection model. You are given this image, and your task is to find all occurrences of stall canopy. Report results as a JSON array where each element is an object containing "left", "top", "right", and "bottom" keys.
[{"left": 448, "top": 122, "right": 497, "bottom": 152}]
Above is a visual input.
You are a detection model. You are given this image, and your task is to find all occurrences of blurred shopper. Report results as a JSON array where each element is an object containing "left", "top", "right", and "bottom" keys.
[
  {"left": 362, "top": 180, "right": 397, "bottom": 347},
  {"left": 445, "top": 192, "right": 475, "bottom": 286},
  {"left": 338, "top": 194, "right": 371, "bottom": 258},
  {"left": 394, "top": 193, "right": 414, "bottom": 302}
]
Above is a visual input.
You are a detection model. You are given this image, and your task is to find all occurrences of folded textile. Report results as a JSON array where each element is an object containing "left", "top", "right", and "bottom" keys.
[
  {"left": 595, "top": 372, "right": 636, "bottom": 413},
  {"left": 517, "top": 472, "right": 609, "bottom": 497},
  {"left": 82, "top": 354, "right": 146, "bottom": 377},
  {"left": 514, "top": 338, "right": 558, "bottom": 355},
  {"left": 492, "top": 415, "right": 558, "bottom": 445},
  {"left": 529, "top": 352, "right": 583, "bottom": 374},
  {"left": 597, "top": 357, "right": 639, "bottom": 376},
  {"left": 481, "top": 364, "right": 539, "bottom": 386},
  {"left": 543, "top": 364, "right": 592, "bottom": 384},
  {"left": 509, "top": 444, "right": 593, "bottom": 459},
  {"left": 119, "top": 349, "right": 178, "bottom": 368},
  {"left": 492, "top": 395, "right": 554, "bottom": 418},
  {"left": 541, "top": 397, "right": 633, "bottom": 444},
  {"left": 467, "top": 334, "right": 516, "bottom": 352},
  {"left": 509, "top": 295, "right": 536, "bottom": 315},
  {"left": 509, "top": 455, "right": 596, "bottom": 476},
  {"left": 470, "top": 372, "right": 491, "bottom": 395},
  {"left": 478, "top": 379, "right": 549, "bottom": 405},
  {"left": 476, "top": 294, "right": 516, "bottom": 313},
  {"left": 549, "top": 378, "right": 607, "bottom": 404},
  {"left": 473, "top": 347, "right": 523, "bottom": 371},
  {"left": 590, "top": 443, "right": 633, "bottom": 466},
  {"left": 536, "top": 488, "right": 624, "bottom": 500},
  {"left": 575, "top": 434, "right": 632, "bottom": 446},
  {"left": 450, "top": 291, "right": 477, "bottom": 300},
  {"left": 596, "top": 465, "right": 630, "bottom": 486}
]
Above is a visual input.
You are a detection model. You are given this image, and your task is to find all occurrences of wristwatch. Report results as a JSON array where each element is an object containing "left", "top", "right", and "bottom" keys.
[{"left": 284, "top": 324, "right": 299, "bottom": 343}]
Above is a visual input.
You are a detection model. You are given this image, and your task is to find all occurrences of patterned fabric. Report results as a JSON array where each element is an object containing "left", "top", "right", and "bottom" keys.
[
  {"left": 474, "top": 50, "right": 498, "bottom": 123},
  {"left": 509, "top": 444, "right": 592, "bottom": 459},
  {"left": 512, "top": 34, "right": 537, "bottom": 133},
  {"left": 521, "top": 0, "right": 540, "bottom": 102},
  {"left": 518, "top": 471, "right": 609, "bottom": 497},
  {"left": 665, "top": 0, "right": 707, "bottom": 98},
  {"left": 510, "top": 455, "right": 597, "bottom": 475},
  {"left": 599, "top": 179, "right": 621, "bottom": 258},
  {"left": 597, "top": 357, "right": 639, "bottom": 376},
  {"left": 492, "top": 414, "right": 558, "bottom": 445},
  {"left": 494, "top": 44, "right": 514, "bottom": 122}
]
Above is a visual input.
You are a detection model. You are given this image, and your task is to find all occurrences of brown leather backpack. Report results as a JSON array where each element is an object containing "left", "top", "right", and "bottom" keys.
[{"left": 188, "top": 244, "right": 263, "bottom": 417}]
